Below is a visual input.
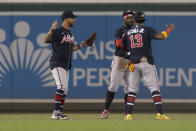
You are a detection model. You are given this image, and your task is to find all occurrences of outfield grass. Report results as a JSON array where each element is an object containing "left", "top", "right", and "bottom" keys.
[{"left": 0, "top": 113, "right": 196, "bottom": 131}]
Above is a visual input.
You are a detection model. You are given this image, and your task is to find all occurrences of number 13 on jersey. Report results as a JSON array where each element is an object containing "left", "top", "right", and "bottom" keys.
[{"left": 130, "top": 34, "right": 143, "bottom": 48}]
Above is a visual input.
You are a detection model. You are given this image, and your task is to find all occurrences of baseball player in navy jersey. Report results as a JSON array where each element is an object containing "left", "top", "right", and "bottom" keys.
[
  {"left": 45, "top": 10, "right": 96, "bottom": 120},
  {"left": 101, "top": 9, "right": 135, "bottom": 119},
  {"left": 123, "top": 11, "right": 175, "bottom": 120}
]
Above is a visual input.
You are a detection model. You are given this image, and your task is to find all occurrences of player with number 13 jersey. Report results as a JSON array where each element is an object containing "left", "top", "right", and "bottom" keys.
[
  {"left": 123, "top": 11, "right": 175, "bottom": 120},
  {"left": 125, "top": 22, "right": 157, "bottom": 65}
]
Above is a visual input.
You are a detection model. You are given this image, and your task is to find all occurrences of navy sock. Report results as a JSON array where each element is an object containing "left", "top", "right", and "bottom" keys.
[
  {"left": 54, "top": 89, "right": 64, "bottom": 111},
  {"left": 152, "top": 91, "right": 163, "bottom": 114},
  {"left": 104, "top": 91, "right": 115, "bottom": 110},
  {"left": 124, "top": 94, "right": 128, "bottom": 114},
  {"left": 126, "top": 92, "right": 136, "bottom": 114},
  {"left": 60, "top": 93, "right": 66, "bottom": 112}
]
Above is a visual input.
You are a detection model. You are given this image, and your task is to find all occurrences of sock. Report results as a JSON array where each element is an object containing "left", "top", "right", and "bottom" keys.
[
  {"left": 126, "top": 92, "right": 136, "bottom": 114},
  {"left": 124, "top": 94, "right": 128, "bottom": 114},
  {"left": 104, "top": 91, "right": 115, "bottom": 110},
  {"left": 60, "top": 93, "right": 66, "bottom": 112},
  {"left": 54, "top": 89, "right": 64, "bottom": 111},
  {"left": 152, "top": 91, "right": 163, "bottom": 114}
]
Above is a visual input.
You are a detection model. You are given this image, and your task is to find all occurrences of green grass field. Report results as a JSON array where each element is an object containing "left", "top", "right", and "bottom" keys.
[{"left": 0, "top": 113, "right": 196, "bottom": 131}]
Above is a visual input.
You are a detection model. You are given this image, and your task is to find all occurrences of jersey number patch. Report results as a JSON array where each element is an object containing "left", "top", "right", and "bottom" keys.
[{"left": 130, "top": 34, "right": 143, "bottom": 48}]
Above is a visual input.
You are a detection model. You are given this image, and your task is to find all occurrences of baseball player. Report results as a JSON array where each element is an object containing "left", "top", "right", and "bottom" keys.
[
  {"left": 123, "top": 11, "right": 175, "bottom": 120},
  {"left": 45, "top": 10, "right": 97, "bottom": 120},
  {"left": 101, "top": 9, "right": 134, "bottom": 119}
]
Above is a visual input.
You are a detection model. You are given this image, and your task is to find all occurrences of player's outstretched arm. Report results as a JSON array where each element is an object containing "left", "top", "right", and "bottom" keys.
[
  {"left": 44, "top": 20, "right": 58, "bottom": 43},
  {"left": 156, "top": 23, "right": 175, "bottom": 40},
  {"left": 73, "top": 32, "right": 97, "bottom": 51}
]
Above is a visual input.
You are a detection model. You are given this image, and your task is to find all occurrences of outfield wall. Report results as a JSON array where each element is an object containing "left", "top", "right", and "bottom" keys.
[
  {"left": 0, "top": 3, "right": 196, "bottom": 111},
  {"left": 1, "top": 99, "right": 196, "bottom": 112},
  {"left": 1, "top": 0, "right": 196, "bottom": 3}
]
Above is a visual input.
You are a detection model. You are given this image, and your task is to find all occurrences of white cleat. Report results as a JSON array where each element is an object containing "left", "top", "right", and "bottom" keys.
[
  {"left": 51, "top": 110, "right": 60, "bottom": 120},
  {"left": 51, "top": 110, "right": 70, "bottom": 120}
]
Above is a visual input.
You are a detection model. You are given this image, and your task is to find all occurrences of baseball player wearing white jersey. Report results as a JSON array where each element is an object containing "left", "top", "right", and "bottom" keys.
[{"left": 123, "top": 11, "right": 175, "bottom": 120}]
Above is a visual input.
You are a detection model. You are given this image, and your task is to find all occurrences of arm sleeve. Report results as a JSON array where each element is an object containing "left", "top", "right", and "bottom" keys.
[
  {"left": 115, "top": 39, "right": 123, "bottom": 48},
  {"left": 148, "top": 27, "right": 158, "bottom": 40},
  {"left": 114, "top": 28, "right": 123, "bottom": 48}
]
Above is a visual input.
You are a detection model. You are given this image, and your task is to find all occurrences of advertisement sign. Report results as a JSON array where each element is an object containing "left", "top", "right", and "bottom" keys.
[{"left": 0, "top": 12, "right": 195, "bottom": 99}]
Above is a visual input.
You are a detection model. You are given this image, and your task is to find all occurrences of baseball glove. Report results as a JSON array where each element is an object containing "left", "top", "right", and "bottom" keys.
[
  {"left": 118, "top": 57, "right": 128, "bottom": 71},
  {"left": 83, "top": 32, "right": 97, "bottom": 48}
]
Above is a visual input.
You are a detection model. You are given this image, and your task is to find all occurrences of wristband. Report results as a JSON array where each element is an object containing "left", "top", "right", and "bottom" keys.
[
  {"left": 161, "top": 31, "right": 168, "bottom": 39},
  {"left": 161, "top": 28, "right": 172, "bottom": 39}
]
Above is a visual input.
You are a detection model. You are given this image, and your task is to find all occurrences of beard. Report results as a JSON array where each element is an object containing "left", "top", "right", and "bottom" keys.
[
  {"left": 126, "top": 22, "right": 133, "bottom": 28},
  {"left": 69, "top": 22, "right": 75, "bottom": 27}
]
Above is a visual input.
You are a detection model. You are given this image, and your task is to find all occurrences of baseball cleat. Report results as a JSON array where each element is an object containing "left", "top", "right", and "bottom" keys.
[
  {"left": 51, "top": 110, "right": 60, "bottom": 120},
  {"left": 59, "top": 112, "right": 70, "bottom": 120},
  {"left": 101, "top": 109, "right": 109, "bottom": 119},
  {"left": 51, "top": 110, "right": 70, "bottom": 120},
  {"left": 155, "top": 113, "right": 170, "bottom": 120},
  {"left": 124, "top": 114, "right": 133, "bottom": 120}
]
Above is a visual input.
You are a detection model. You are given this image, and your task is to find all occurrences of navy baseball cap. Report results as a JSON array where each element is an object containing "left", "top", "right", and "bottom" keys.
[
  {"left": 122, "top": 9, "right": 134, "bottom": 17},
  {"left": 134, "top": 11, "right": 146, "bottom": 22},
  {"left": 61, "top": 10, "right": 78, "bottom": 21}
]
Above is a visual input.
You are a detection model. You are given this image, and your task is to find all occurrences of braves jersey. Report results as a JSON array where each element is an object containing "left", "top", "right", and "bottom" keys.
[
  {"left": 124, "top": 25, "right": 158, "bottom": 64},
  {"left": 50, "top": 26, "right": 74, "bottom": 70},
  {"left": 114, "top": 26, "right": 131, "bottom": 59}
]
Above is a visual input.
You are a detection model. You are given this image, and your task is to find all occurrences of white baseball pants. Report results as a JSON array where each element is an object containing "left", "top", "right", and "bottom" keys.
[
  {"left": 51, "top": 67, "right": 69, "bottom": 94},
  {"left": 128, "top": 62, "right": 160, "bottom": 93},
  {"left": 108, "top": 56, "right": 130, "bottom": 93}
]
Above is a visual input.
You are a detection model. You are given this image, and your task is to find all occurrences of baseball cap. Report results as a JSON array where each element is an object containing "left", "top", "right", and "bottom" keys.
[
  {"left": 134, "top": 11, "right": 146, "bottom": 22},
  {"left": 122, "top": 9, "right": 134, "bottom": 17},
  {"left": 61, "top": 10, "right": 78, "bottom": 21}
]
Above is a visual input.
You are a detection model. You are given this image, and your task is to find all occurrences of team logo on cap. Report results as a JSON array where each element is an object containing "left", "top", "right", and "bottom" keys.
[{"left": 126, "top": 10, "right": 131, "bottom": 13}]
